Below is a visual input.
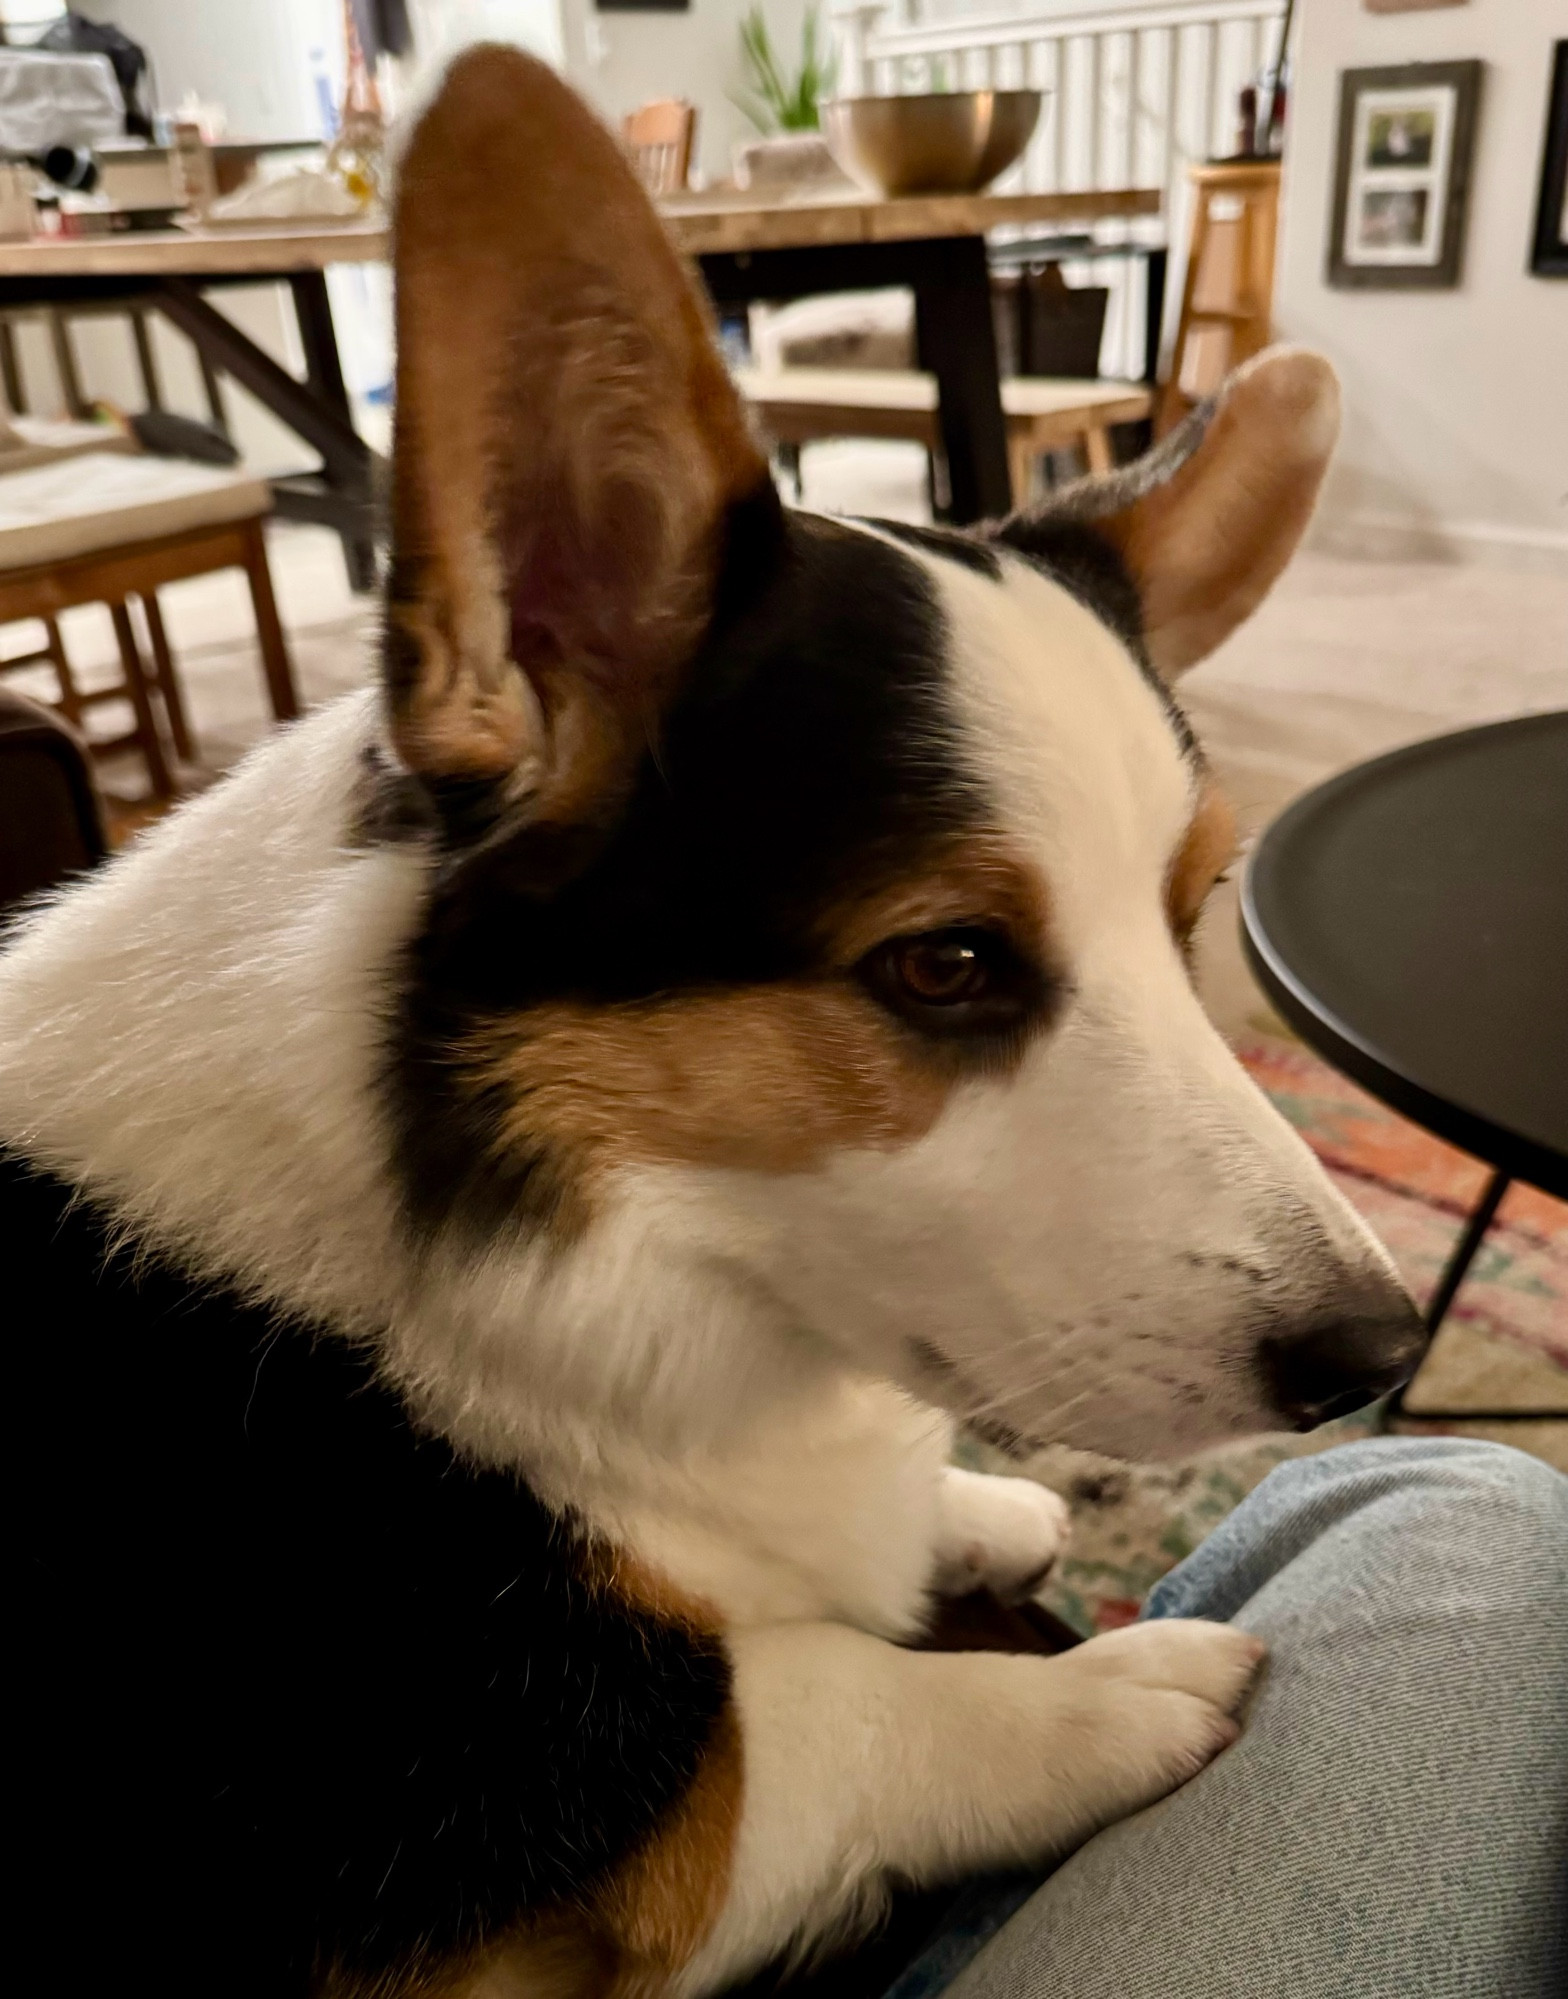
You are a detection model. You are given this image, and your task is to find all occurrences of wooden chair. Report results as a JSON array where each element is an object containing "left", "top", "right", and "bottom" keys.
[
  {"left": 733, "top": 367, "right": 1154, "bottom": 507},
  {"left": 1158, "top": 160, "right": 1280, "bottom": 434},
  {"left": 622, "top": 100, "right": 697, "bottom": 196},
  {"left": 0, "top": 451, "right": 298, "bottom": 801}
]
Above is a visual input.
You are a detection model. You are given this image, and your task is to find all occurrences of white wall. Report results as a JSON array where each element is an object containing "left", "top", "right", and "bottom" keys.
[
  {"left": 86, "top": 0, "right": 340, "bottom": 139},
  {"left": 1276, "top": 0, "right": 1567, "bottom": 569},
  {"left": 558, "top": 0, "right": 812, "bottom": 185},
  {"left": 403, "top": 0, "right": 565, "bottom": 81}
]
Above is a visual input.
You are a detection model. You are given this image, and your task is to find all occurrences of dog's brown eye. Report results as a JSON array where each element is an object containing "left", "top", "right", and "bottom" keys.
[
  {"left": 861, "top": 926, "right": 1048, "bottom": 1042},
  {"left": 891, "top": 935, "right": 989, "bottom": 1005}
]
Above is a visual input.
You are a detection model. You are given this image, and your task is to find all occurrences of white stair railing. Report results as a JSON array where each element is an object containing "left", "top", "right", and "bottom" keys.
[{"left": 830, "top": 1, "right": 1289, "bottom": 378}]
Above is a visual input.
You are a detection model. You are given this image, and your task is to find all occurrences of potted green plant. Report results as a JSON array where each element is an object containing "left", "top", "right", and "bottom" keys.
[{"left": 730, "top": 6, "right": 847, "bottom": 192}]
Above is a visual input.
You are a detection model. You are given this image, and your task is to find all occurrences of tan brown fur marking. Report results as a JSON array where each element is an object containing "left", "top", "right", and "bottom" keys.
[
  {"left": 459, "top": 837, "right": 1053, "bottom": 1192},
  {"left": 1166, "top": 782, "right": 1238, "bottom": 948},
  {"left": 589, "top": 1705, "right": 744, "bottom": 1998},
  {"left": 450, "top": 1711, "right": 741, "bottom": 1999},
  {"left": 465, "top": 981, "right": 954, "bottom": 1185}
]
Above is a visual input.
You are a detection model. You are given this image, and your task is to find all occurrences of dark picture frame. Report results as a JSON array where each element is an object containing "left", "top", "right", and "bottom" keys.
[
  {"left": 1328, "top": 60, "right": 1483, "bottom": 289},
  {"left": 1531, "top": 42, "right": 1568, "bottom": 277}
]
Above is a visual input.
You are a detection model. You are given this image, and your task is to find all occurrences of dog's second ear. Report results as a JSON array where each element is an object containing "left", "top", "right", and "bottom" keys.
[
  {"left": 998, "top": 348, "right": 1339, "bottom": 679},
  {"left": 386, "top": 46, "right": 770, "bottom": 821}
]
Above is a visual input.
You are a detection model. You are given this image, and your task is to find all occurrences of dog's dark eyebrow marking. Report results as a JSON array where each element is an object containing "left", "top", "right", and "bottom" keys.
[{"left": 864, "top": 519, "right": 1003, "bottom": 580}]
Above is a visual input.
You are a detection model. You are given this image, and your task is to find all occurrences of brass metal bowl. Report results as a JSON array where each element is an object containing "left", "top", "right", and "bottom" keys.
[{"left": 820, "top": 90, "right": 1043, "bottom": 199}]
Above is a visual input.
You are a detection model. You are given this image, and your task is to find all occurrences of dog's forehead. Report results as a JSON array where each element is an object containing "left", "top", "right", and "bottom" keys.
[{"left": 856, "top": 525, "right": 1199, "bottom": 928}]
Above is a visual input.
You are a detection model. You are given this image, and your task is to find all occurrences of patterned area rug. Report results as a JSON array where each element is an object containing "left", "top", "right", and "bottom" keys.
[{"left": 977, "top": 1036, "right": 1568, "bottom": 1638}]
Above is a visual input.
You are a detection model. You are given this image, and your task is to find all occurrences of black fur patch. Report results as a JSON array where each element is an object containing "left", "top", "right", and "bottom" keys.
[
  {"left": 351, "top": 737, "right": 438, "bottom": 845},
  {"left": 390, "top": 509, "right": 988, "bottom": 1241},
  {"left": 866, "top": 518, "right": 1004, "bottom": 581},
  {"left": 6, "top": 1149, "right": 730, "bottom": 1998}
]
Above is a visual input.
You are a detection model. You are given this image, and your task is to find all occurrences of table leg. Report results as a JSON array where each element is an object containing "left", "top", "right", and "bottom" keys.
[
  {"left": 697, "top": 236, "right": 1013, "bottom": 527},
  {"left": 912, "top": 235, "right": 1013, "bottom": 524},
  {"left": 288, "top": 272, "right": 378, "bottom": 592},
  {"left": 196, "top": 346, "right": 231, "bottom": 439},
  {"left": 0, "top": 317, "right": 24, "bottom": 413},
  {"left": 1423, "top": 1168, "right": 1511, "bottom": 1336},
  {"left": 153, "top": 278, "right": 381, "bottom": 595},
  {"left": 1142, "top": 246, "right": 1168, "bottom": 388},
  {"left": 1384, "top": 1169, "right": 1564, "bottom": 1423},
  {"left": 130, "top": 307, "right": 164, "bottom": 413}
]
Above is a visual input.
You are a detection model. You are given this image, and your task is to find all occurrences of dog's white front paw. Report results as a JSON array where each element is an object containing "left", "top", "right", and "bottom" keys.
[
  {"left": 1049, "top": 1618, "right": 1266, "bottom": 1823},
  {"left": 1072, "top": 1617, "right": 1267, "bottom": 1714},
  {"left": 932, "top": 1466, "right": 1071, "bottom": 1602}
]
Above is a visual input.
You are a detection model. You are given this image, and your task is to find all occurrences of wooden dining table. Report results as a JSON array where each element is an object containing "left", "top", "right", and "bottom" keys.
[{"left": 0, "top": 184, "right": 1159, "bottom": 587}]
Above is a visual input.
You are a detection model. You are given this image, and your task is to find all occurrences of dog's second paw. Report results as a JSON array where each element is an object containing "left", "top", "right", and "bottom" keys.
[{"left": 932, "top": 1467, "right": 1071, "bottom": 1603}]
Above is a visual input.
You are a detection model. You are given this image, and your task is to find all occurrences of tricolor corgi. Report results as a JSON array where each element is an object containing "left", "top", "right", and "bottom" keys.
[{"left": 1, "top": 47, "right": 1423, "bottom": 1999}]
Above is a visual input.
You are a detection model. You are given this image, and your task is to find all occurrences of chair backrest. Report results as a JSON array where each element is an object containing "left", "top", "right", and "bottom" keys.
[{"left": 622, "top": 99, "right": 696, "bottom": 196}]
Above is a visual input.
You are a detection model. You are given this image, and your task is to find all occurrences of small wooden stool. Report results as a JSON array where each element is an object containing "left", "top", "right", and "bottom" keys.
[
  {"left": 0, "top": 451, "right": 297, "bottom": 800},
  {"left": 733, "top": 367, "right": 1154, "bottom": 507},
  {"left": 1158, "top": 159, "right": 1281, "bottom": 434}
]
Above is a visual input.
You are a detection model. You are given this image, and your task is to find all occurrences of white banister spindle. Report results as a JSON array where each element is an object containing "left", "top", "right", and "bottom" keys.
[
  {"left": 1087, "top": 33, "right": 1102, "bottom": 190},
  {"left": 1163, "top": 26, "right": 1181, "bottom": 195}
]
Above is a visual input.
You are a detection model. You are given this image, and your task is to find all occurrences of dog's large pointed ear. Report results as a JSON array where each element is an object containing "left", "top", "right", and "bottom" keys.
[
  {"left": 997, "top": 348, "right": 1339, "bottom": 679},
  {"left": 386, "top": 46, "right": 771, "bottom": 821}
]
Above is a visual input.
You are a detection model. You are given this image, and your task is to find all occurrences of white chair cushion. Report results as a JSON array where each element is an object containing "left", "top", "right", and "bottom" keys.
[{"left": 0, "top": 452, "right": 272, "bottom": 572}]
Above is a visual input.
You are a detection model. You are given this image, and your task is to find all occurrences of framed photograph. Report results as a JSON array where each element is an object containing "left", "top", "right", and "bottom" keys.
[
  {"left": 1328, "top": 61, "right": 1483, "bottom": 289},
  {"left": 1531, "top": 42, "right": 1568, "bottom": 278}
]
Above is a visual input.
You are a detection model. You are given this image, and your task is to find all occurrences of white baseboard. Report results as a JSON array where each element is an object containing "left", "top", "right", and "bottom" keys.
[{"left": 1307, "top": 512, "right": 1568, "bottom": 575}]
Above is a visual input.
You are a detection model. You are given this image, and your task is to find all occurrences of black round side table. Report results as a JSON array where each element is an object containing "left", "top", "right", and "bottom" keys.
[{"left": 1241, "top": 712, "right": 1568, "bottom": 1421}]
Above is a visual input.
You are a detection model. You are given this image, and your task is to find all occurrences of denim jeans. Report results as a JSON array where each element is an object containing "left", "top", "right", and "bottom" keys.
[{"left": 906, "top": 1438, "right": 1568, "bottom": 1999}]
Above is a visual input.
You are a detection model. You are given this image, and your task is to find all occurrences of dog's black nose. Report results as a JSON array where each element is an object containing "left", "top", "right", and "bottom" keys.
[{"left": 1260, "top": 1292, "right": 1428, "bottom": 1429}]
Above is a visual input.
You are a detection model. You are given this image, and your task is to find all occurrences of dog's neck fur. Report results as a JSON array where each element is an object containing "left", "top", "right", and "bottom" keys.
[{"left": 0, "top": 689, "right": 946, "bottom": 1636}]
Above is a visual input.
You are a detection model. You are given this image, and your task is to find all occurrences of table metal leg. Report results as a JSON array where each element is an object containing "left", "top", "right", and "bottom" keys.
[
  {"left": 153, "top": 278, "right": 382, "bottom": 594},
  {"left": 288, "top": 272, "right": 379, "bottom": 592},
  {"left": 1422, "top": 1168, "right": 1511, "bottom": 1336},
  {"left": 1142, "top": 246, "right": 1168, "bottom": 388},
  {"left": 1385, "top": 1168, "right": 1565, "bottom": 1423},
  {"left": 912, "top": 234, "right": 1013, "bottom": 524},
  {"left": 130, "top": 307, "right": 164, "bottom": 413},
  {"left": 698, "top": 236, "right": 1014, "bottom": 528}
]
